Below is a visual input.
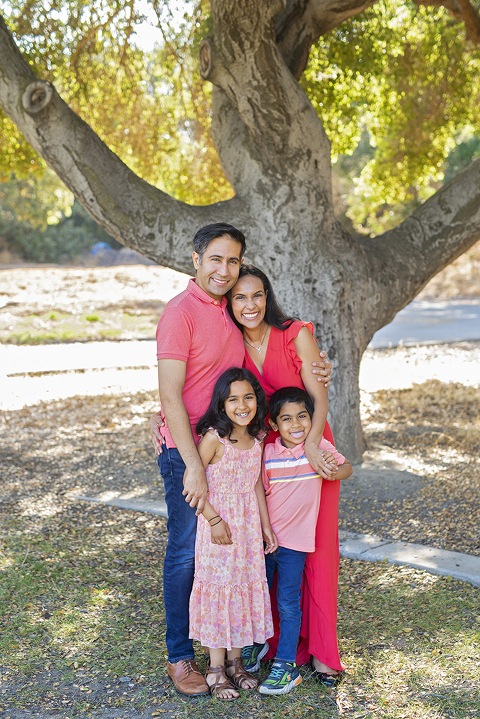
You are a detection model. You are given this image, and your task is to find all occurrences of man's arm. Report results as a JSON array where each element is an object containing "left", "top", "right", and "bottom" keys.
[{"left": 157, "top": 359, "right": 207, "bottom": 512}]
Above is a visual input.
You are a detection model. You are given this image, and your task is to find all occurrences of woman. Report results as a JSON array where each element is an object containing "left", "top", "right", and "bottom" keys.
[{"left": 228, "top": 264, "right": 344, "bottom": 683}]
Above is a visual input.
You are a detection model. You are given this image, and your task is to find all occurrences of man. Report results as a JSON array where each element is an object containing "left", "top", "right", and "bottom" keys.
[
  {"left": 155, "top": 223, "right": 246, "bottom": 697},
  {"left": 152, "top": 223, "right": 331, "bottom": 697}
]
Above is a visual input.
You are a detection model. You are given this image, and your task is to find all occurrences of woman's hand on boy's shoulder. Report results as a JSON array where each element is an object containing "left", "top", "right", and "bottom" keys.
[
  {"left": 311, "top": 350, "right": 332, "bottom": 387},
  {"left": 305, "top": 441, "right": 335, "bottom": 479}
]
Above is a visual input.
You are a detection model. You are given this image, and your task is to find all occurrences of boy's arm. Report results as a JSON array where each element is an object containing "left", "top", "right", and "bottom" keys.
[
  {"left": 255, "top": 475, "right": 278, "bottom": 553},
  {"left": 158, "top": 359, "right": 207, "bottom": 512}
]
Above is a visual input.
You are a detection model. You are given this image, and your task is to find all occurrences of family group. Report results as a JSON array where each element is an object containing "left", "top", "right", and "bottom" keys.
[{"left": 150, "top": 223, "right": 352, "bottom": 701}]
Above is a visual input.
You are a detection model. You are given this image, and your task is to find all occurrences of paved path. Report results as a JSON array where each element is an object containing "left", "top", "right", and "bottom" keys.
[
  {"left": 369, "top": 298, "right": 480, "bottom": 348},
  {"left": 2, "top": 338, "right": 480, "bottom": 412}
]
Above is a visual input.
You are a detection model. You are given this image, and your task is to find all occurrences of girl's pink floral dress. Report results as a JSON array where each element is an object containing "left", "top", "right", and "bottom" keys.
[{"left": 189, "top": 433, "right": 273, "bottom": 650}]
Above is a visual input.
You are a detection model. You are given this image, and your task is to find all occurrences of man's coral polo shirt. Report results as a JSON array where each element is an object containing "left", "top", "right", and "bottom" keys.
[{"left": 156, "top": 278, "right": 244, "bottom": 448}]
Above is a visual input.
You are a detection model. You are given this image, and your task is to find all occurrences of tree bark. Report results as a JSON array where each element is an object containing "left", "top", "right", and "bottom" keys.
[{"left": 1, "top": 4, "right": 480, "bottom": 462}]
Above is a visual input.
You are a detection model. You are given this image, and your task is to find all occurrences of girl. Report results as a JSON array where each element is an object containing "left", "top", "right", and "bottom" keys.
[{"left": 189, "top": 367, "right": 277, "bottom": 701}]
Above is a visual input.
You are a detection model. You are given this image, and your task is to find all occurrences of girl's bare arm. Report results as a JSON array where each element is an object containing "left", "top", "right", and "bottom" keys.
[{"left": 195, "top": 431, "right": 232, "bottom": 544}]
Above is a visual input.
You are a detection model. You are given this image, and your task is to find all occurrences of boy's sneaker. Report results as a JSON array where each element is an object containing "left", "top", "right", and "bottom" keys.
[
  {"left": 241, "top": 641, "right": 269, "bottom": 672},
  {"left": 258, "top": 659, "right": 302, "bottom": 695}
]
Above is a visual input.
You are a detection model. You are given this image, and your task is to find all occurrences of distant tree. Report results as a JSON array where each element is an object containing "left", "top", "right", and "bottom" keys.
[
  {"left": 0, "top": 172, "right": 121, "bottom": 262},
  {"left": 2, "top": 0, "right": 480, "bottom": 459}
]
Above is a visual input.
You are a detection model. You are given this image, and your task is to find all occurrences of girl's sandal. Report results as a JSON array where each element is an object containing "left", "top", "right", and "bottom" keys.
[
  {"left": 205, "top": 664, "right": 239, "bottom": 701},
  {"left": 225, "top": 657, "right": 258, "bottom": 690}
]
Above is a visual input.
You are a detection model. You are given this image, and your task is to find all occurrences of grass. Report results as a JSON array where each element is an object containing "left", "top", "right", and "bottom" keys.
[
  {"left": 2, "top": 308, "right": 158, "bottom": 344},
  {"left": 1, "top": 501, "right": 478, "bottom": 718}
]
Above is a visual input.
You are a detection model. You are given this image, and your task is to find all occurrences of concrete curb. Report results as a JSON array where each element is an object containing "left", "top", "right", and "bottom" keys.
[
  {"left": 339, "top": 530, "right": 480, "bottom": 588},
  {"left": 68, "top": 493, "right": 480, "bottom": 588},
  {"left": 68, "top": 492, "right": 168, "bottom": 517}
]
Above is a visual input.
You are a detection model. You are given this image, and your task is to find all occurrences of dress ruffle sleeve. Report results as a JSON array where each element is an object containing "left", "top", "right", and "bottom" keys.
[{"left": 284, "top": 320, "right": 316, "bottom": 375}]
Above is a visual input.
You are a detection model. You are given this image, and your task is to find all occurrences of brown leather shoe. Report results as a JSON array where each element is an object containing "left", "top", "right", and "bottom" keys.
[{"left": 167, "top": 659, "right": 209, "bottom": 697}]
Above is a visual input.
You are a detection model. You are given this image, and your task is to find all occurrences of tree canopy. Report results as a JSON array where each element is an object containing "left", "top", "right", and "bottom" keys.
[{"left": 2, "top": 0, "right": 480, "bottom": 234}]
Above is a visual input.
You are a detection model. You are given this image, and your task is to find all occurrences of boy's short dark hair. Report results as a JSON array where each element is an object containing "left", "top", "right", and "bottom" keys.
[{"left": 269, "top": 387, "right": 314, "bottom": 424}]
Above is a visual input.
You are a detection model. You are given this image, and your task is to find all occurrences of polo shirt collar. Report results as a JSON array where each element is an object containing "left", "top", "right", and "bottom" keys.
[
  {"left": 187, "top": 277, "right": 227, "bottom": 307},
  {"left": 273, "top": 436, "right": 305, "bottom": 458}
]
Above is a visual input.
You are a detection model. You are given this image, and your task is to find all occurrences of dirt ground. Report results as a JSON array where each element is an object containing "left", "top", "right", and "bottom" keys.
[
  {"left": 0, "top": 378, "right": 479, "bottom": 719},
  {"left": 1, "top": 376, "right": 478, "bottom": 558}
]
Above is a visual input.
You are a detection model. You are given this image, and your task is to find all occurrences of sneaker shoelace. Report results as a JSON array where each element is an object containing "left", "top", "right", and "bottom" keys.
[{"left": 268, "top": 663, "right": 289, "bottom": 682}]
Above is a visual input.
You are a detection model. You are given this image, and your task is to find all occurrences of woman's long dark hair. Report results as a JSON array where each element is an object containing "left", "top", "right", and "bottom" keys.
[
  {"left": 196, "top": 367, "right": 268, "bottom": 440},
  {"left": 227, "top": 264, "right": 298, "bottom": 332}
]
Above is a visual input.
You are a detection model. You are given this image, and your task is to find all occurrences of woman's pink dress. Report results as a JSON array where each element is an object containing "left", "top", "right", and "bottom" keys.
[
  {"left": 189, "top": 433, "right": 273, "bottom": 650},
  {"left": 244, "top": 320, "right": 344, "bottom": 670}
]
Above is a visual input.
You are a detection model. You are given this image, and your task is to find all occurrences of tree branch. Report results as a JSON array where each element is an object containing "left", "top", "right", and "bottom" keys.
[
  {"left": 362, "top": 157, "right": 480, "bottom": 337},
  {"left": 200, "top": 0, "right": 332, "bottom": 188},
  {"left": 274, "top": 0, "right": 480, "bottom": 79},
  {"left": 0, "top": 13, "right": 249, "bottom": 274},
  {"left": 275, "top": 0, "right": 376, "bottom": 79}
]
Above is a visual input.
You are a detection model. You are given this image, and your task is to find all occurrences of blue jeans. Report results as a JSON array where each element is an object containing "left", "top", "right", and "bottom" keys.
[
  {"left": 265, "top": 545, "right": 307, "bottom": 663},
  {"left": 158, "top": 448, "right": 198, "bottom": 663}
]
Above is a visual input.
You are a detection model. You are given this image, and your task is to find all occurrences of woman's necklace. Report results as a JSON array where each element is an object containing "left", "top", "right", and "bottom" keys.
[{"left": 243, "top": 324, "right": 269, "bottom": 354}]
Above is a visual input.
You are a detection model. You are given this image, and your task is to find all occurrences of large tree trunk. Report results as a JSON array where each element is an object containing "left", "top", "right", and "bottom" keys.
[{"left": 1, "top": 2, "right": 480, "bottom": 462}]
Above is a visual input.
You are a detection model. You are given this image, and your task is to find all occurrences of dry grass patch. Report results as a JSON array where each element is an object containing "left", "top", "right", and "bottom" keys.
[
  {"left": 418, "top": 239, "right": 480, "bottom": 299},
  {"left": 368, "top": 380, "right": 480, "bottom": 451},
  {"left": 1, "top": 507, "right": 478, "bottom": 718}
]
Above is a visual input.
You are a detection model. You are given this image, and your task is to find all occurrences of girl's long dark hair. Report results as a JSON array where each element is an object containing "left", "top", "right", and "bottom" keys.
[
  {"left": 227, "top": 264, "right": 298, "bottom": 331},
  {"left": 196, "top": 367, "right": 268, "bottom": 440}
]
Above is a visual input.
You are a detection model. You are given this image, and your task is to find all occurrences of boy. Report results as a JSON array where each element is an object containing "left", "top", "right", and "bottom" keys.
[{"left": 258, "top": 386, "right": 352, "bottom": 695}]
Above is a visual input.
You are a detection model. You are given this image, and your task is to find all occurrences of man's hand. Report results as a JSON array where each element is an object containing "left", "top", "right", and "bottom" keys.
[
  {"left": 312, "top": 351, "right": 332, "bottom": 388},
  {"left": 149, "top": 411, "right": 165, "bottom": 455},
  {"left": 304, "top": 442, "right": 336, "bottom": 480},
  {"left": 210, "top": 519, "right": 233, "bottom": 545},
  {"left": 182, "top": 466, "right": 208, "bottom": 513}
]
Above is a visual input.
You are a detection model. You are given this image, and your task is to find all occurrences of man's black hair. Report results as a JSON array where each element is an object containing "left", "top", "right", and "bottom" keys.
[
  {"left": 193, "top": 223, "right": 246, "bottom": 262},
  {"left": 269, "top": 386, "right": 314, "bottom": 424}
]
